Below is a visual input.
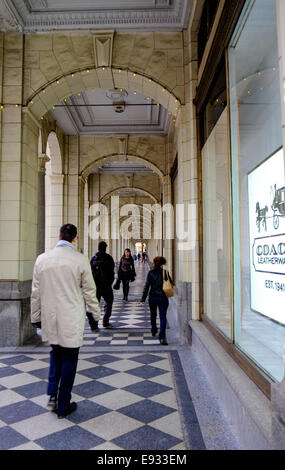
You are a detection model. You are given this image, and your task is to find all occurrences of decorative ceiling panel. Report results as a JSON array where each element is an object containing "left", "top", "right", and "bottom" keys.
[
  {"left": 0, "top": 0, "right": 192, "bottom": 32},
  {"left": 50, "top": 88, "right": 171, "bottom": 136}
]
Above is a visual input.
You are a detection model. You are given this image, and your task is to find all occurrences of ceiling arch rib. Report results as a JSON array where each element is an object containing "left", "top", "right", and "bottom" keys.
[
  {"left": 82, "top": 154, "right": 164, "bottom": 179},
  {"left": 27, "top": 68, "right": 181, "bottom": 124},
  {"left": 100, "top": 186, "right": 158, "bottom": 203}
]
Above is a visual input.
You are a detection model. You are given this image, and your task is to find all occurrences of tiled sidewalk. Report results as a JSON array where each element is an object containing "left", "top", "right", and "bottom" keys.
[
  {"left": 0, "top": 350, "right": 205, "bottom": 450},
  {"left": 0, "top": 262, "right": 239, "bottom": 450}
]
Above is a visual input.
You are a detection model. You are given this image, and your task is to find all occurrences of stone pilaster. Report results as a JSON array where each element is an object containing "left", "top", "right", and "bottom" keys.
[
  {"left": 36, "top": 154, "right": 50, "bottom": 256},
  {"left": 46, "top": 174, "right": 64, "bottom": 250}
]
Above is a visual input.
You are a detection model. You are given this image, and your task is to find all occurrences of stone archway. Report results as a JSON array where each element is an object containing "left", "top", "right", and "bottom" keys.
[
  {"left": 81, "top": 154, "right": 164, "bottom": 180},
  {"left": 100, "top": 186, "right": 158, "bottom": 204},
  {"left": 26, "top": 67, "right": 181, "bottom": 123}
]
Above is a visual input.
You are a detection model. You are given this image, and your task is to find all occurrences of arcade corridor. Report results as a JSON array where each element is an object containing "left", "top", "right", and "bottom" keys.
[{"left": 0, "top": 0, "right": 284, "bottom": 450}]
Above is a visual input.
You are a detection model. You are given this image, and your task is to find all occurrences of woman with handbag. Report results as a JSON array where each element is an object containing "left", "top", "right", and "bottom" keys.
[
  {"left": 140, "top": 256, "right": 173, "bottom": 345},
  {"left": 118, "top": 249, "right": 136, "bottom": 301}
]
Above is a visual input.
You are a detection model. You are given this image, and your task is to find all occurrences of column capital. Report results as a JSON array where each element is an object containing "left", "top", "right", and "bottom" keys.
[
  {"left": 38, "top": 154, "right": 50, "bottom": 173},
  {"left": 79, "top": 173, "right": 88, "bottom": 185},
  {"left": 161, "top": 174, "right": 171, "bottom": 186}
]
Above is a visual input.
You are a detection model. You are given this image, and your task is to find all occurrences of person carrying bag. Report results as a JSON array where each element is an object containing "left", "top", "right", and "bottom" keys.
[
  {"left": 140, "top": 256, "right": 173, "bottom": 345},
  {"left": 118, "top": 249, "right": 136, "bottom": 301}
]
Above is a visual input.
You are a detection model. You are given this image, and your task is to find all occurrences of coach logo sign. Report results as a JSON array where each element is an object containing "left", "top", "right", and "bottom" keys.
[
  {"left": 252, "top": 235, "right": 285, "bottom": 276},
  {"left": 248, "top": 148, "right": 285, "bottom": 325}
]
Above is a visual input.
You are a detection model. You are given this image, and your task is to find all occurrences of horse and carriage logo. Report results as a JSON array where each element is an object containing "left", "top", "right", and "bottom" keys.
[{"left": 256, "top": 184, "right": 285, "bottom": 232}]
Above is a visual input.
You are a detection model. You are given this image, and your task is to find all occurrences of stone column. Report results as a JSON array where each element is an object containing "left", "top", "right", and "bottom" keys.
[
  {"left": 84, "top": 189, "right": 89, "bottom": 257},
  {"left": 162, "top": 175, "right": 173, "bottom": 275},
  {"left": 88, "top": 173, "right": 100, "bottom": 257},
  {"left": 46, "top": 174, "right": 64, "bottom": 250},
  {"left": 78, "top": 175, "right": 87, "bottom": 254},
  {"left": 0, "top": 33, "right": 39, "bottom": 345},
  {"left": 36, "top": 154, "right": 50, "bottom": 256}
]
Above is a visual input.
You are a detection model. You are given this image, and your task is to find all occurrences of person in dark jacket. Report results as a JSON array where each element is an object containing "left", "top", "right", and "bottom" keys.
[
  {"left": 140, "top": 256, "right": 173, "bottom": 345},
  {"left": 88, "top": 241, "right": 115, "bottom": 330},
  {"left": 118, "top": 249, "right": 136, "bottom": 301}
]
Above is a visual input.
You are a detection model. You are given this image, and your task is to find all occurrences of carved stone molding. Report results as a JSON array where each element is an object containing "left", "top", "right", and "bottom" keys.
[
  {"left": 3, "top": 0, "right": 191, "bottom": 32},
  {"left": 92, "top": 30, "right": 115, "bottom": 68},
  {"left": 79, "top": 173, "right": 88, "bottom": 185},
  {"left": 0, "top": 0, "right": 23, "bottom": 32},
  {"left": 38, "top": 154, "right": 50, "bottom": 173},
  {"left": 117, "top": 135, "right": 128, "bottom": 155}
]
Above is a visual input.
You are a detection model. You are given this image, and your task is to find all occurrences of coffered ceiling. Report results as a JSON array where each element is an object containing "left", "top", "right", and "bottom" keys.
[
  {"left": 0, "top": 0, "right": 192, "bottom": 32},
  {"left": 50, "top": 88, "right": 170, "bottom": 136}
]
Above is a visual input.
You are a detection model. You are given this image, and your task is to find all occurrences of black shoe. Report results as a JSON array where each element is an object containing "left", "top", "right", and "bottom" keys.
[
  {"left": 57, "top": 402, "right": 77, "bottom": 419},
  {"left": 152, "top": 329, "right": 158, "bottom": 337},
  {"left": 159, "top": 339, "right": 168, "bottom": 346},
  {"left": 47, "top": 394, "right": 57, "bottom": 411},
  {"left": 91, "top": 327, "right": 100, "bottom": 333},
  {"left": 103, "top": 323, "right": 113, "bottom": 329}
]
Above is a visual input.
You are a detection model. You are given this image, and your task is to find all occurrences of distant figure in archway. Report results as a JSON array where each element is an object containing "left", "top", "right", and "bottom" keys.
[
  {"left": 90, "top": 241, "right": 115, "bottom": 330},
  {"left": 118, "top": 249, "right": 136, "bottom": 301}
]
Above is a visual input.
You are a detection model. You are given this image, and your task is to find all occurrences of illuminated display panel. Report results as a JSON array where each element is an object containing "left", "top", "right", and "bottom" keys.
[{"left": 248, "top": 148, "right": 285, "bottom": 325}]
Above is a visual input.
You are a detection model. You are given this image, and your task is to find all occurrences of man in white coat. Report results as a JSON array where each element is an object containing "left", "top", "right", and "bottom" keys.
[{"left": 31, "top": 224, "right": 101, "bottom": 419}]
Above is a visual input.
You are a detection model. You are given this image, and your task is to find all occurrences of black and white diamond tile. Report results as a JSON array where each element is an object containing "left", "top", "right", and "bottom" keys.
[
  {"left": 0, "top": 264, "right": 207, "bottom": 450},
  {"left": 0, "top": 351, "right": 197, "bottom": 450},
  {"left": 82, "top": 329, "right": 160, "bottom": 347},
  {"left": 97, "top": 300, "right": 151, "bottom": 329}
]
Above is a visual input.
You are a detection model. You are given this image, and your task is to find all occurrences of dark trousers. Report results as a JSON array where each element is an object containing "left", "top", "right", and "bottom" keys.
[
  {"left": 87, "top": 284, "right": 113, "bottom": 328},
  {"left": 47, "top": 345, "right": 79, "bottom": 415},
  {"left": 122, "top": 279, "right": 130, "bottom": 300},
  {"left": 149, "top": 295, "right": 169, "bottom": 340}
]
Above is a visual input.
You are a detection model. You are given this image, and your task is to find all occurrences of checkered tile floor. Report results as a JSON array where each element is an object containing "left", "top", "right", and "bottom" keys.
[
  {"left": 83, "top": 330, "right": 162, "bottom": 347},
  {"left": 0, "top": 351, "right": 194, "bottom": 450},
  {"left": 0, "top": 263, "right": 207, "bottom": 450},
  {"left": 97, "top": 299, "right": 152, "bottom": 330}
]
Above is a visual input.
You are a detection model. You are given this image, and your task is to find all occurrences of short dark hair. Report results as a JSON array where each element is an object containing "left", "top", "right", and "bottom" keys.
[
  {"left": 152, "top": 256, "right": 167, "bottom": 269},
  {"left": 98, "top": 241, "right": 107, "bottom": 252},
  {"left": 59, "top": 224, "right": 77, "bottom": 243}
]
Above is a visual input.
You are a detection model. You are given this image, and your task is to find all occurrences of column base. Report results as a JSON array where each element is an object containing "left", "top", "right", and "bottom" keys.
[
  {"left": 0, "top": 281, "right": 36, "bottom": 346},
  {"left": 167, "top": 281, "right": 192, "bottom": 345}
]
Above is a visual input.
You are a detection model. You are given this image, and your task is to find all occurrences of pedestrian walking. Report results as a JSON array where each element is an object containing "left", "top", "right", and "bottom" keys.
[
  {"left": 140, "top": 256, "right": 173, "bottom": 345},
  {"left": 118, "top": 249, "right": 136, "bottom": 301},
  {"left": 90, "top": 241, "right": 115, "bottom": 329},
  {"left": 31, "top": 224, "right": 100, "bottom": 418}
]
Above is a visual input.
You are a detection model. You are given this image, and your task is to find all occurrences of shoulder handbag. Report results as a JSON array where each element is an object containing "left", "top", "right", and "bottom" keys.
[
  {"left": 162, "top": 270, "right": 174, "bottom": 298},
  {"left": 113, "top": 278, "right": 121, "bottom": 290}
]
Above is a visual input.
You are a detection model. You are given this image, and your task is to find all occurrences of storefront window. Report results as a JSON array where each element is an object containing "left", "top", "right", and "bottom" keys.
[
  {"left": 202, "top": 61, "right": 232, "bottom": 339},
  {"left": 228, "top": 0, "right": 285, "bottom": 381}
]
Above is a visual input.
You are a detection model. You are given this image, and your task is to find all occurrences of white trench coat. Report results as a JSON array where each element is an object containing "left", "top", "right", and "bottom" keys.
[{"left": 31, "top": 243, "right": 101, "bottom": 348}]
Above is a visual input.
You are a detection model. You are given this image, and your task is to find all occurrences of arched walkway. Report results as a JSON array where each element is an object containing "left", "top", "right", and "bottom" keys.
[{"left": 26, "top": 68, "right": 181, "bottom": 121}]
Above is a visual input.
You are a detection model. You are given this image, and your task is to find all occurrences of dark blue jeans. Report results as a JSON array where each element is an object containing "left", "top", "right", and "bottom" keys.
[
  {"left": 149, "top": 295, "right": 169, "bottom": 340},
  {"left": 97, "top": 285, "right": 114, "bottom": 326},
  {"left": 47, "top": 345, "right": 79, "bottom": 415}
]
